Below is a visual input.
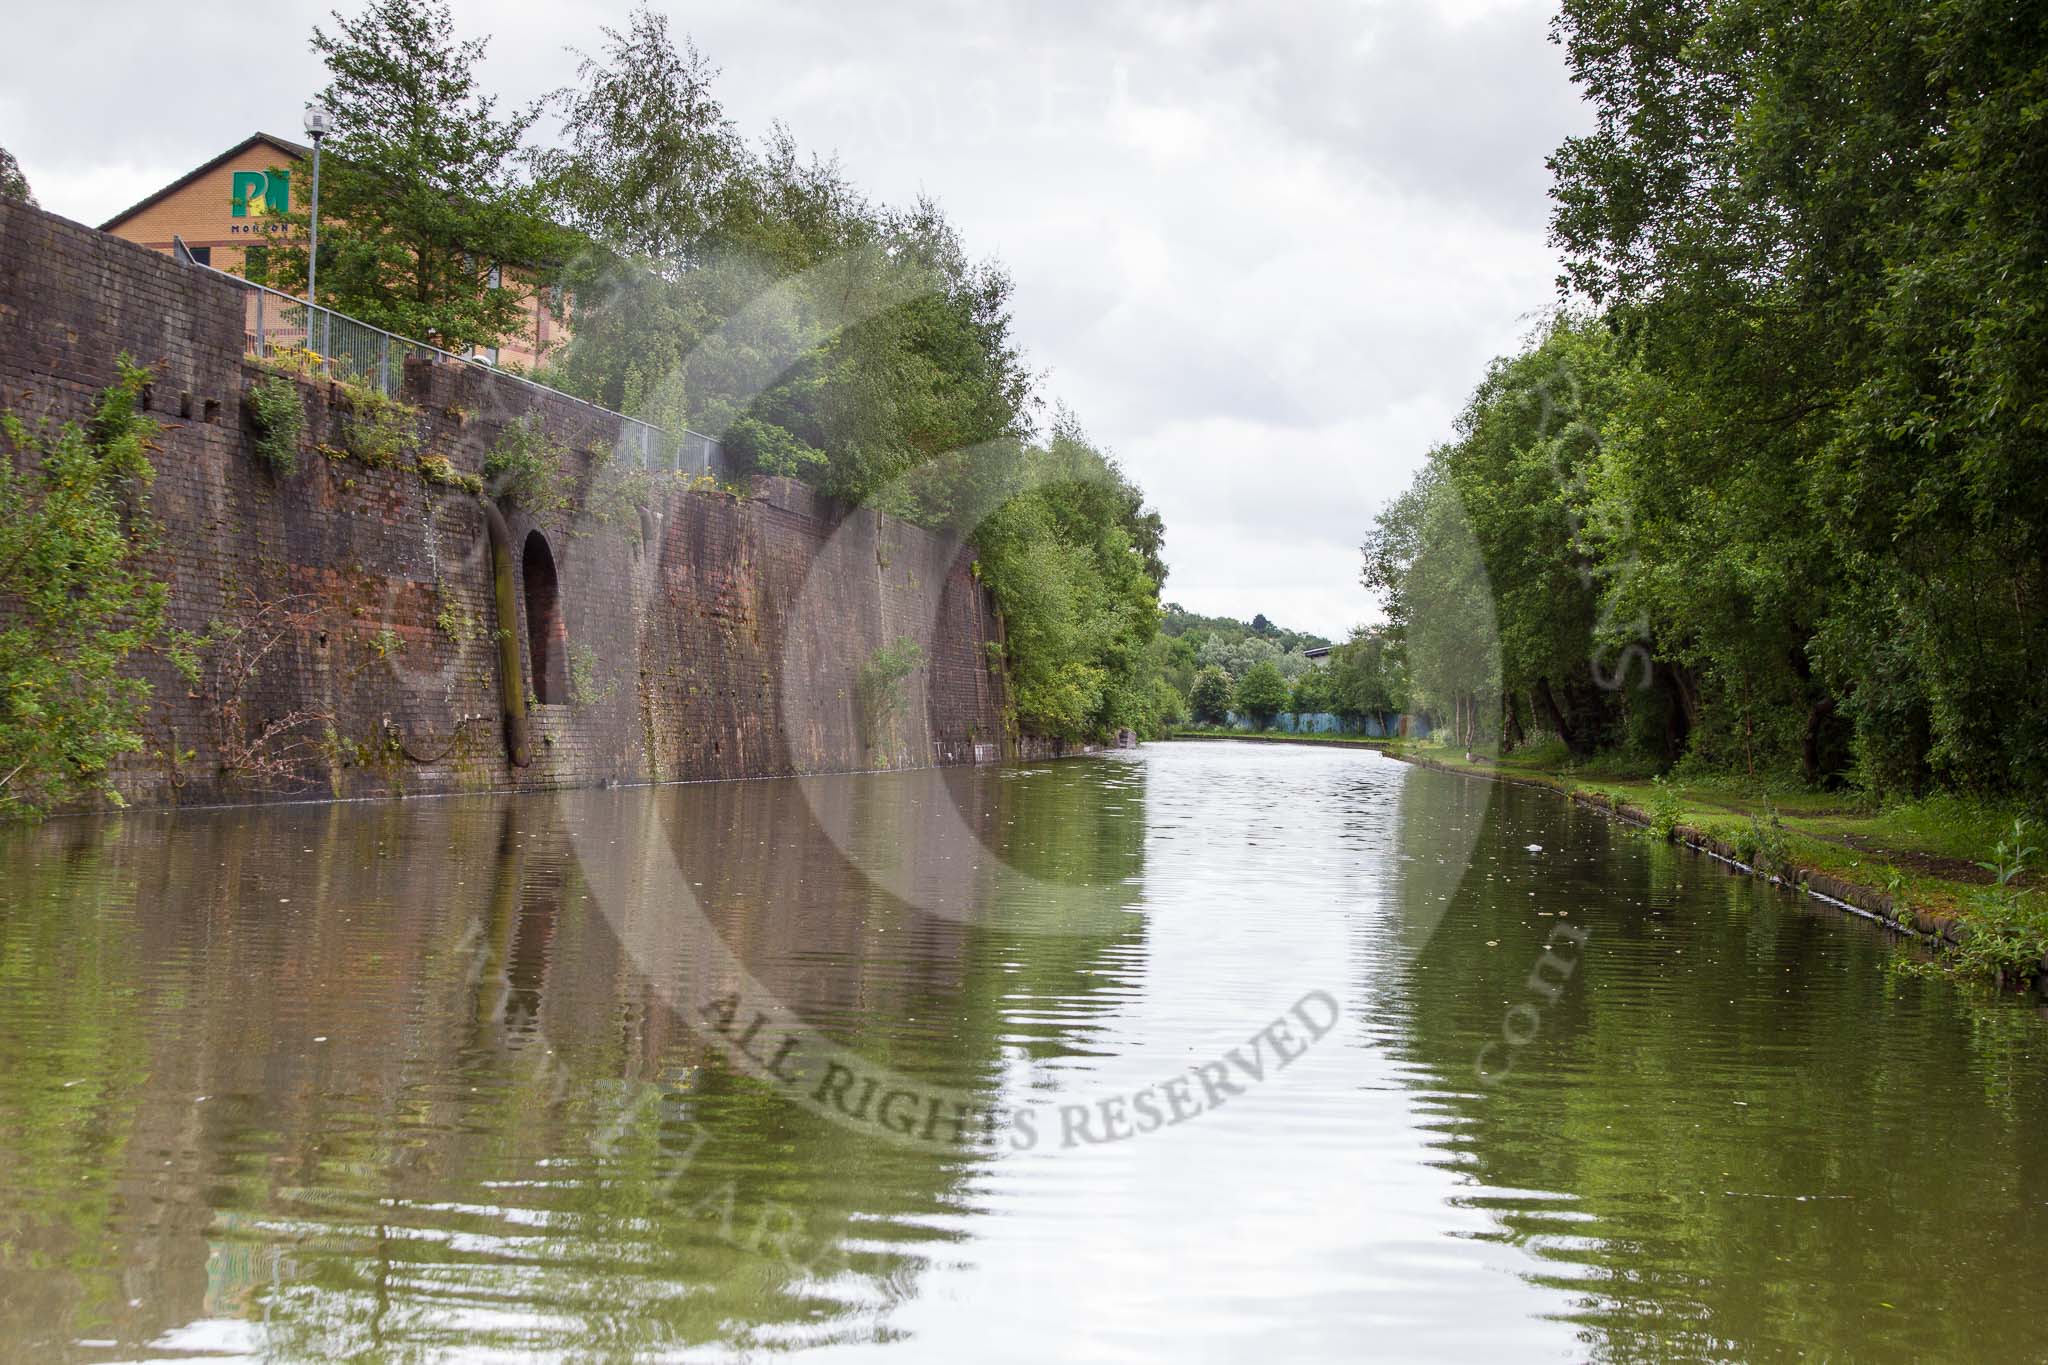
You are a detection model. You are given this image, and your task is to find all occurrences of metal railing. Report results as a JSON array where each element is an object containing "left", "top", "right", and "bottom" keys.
[{"left": 172, "top": 236, "right": 723, "bottom": 477}]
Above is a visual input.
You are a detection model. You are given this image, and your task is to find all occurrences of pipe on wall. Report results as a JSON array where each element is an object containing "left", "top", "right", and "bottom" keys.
[{"left": 482, "top": 499, "right": 533, "bottom": 768}]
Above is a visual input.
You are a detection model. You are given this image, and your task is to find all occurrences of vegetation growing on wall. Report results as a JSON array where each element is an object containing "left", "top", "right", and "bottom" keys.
[
  {"left": 0, "top": 145, "right": 35, "bottom": 205},
  {"left": 0, "top": 360, "right": 187, "bottom": 818},
  {"left": 198, "top": 592, "right": 330, "bottom": 787},
  {"left": 245, "top": 375, "right": 305, "bottom": 475},
  {"left": 855, "top": 638, "right": 923, "bottom": 758},
  {"left": 482, "top": 412, "right": 570, "bottom": 519},
  {"left": 337, "top": 387, "right": 421, "bottom": 467},
  {"left": 566, "top": 641, "right": 618, "bottom": 705},
  {"left": 416, "top": 452, "right": 484, "bottom": 494}
]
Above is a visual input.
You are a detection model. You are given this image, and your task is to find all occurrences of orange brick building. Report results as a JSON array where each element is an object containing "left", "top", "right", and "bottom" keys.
[{"left": 101, "top": 132, "right": 561, "bottom": 368}]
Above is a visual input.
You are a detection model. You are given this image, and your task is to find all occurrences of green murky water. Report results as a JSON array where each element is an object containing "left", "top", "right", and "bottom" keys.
[{"left": 2, "top": 743, "right": 2044, "bottom": 1361}]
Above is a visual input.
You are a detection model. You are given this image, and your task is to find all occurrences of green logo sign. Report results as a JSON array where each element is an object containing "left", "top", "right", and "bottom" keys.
[{"left": 231, "top": 170, "right": 289, "bottom": 217}]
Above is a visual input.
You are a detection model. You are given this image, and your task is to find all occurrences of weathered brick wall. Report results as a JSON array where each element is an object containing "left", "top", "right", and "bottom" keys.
[{"left": 0, "top": 198, "right": 1016, "bottom": 810}]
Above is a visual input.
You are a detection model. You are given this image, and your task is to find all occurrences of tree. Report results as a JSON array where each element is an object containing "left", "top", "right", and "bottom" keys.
[
  {"left": 1161, "top": 604, "right": 1330, "bottom": 655},
  {"left": 1189, "top": 666, "right": 1233, "bottom": 726},
  {"left": 1290, "top": 667, "right": 1333, "bottom": 717},
  {"left": 1546, "top": 0, "right": 2048, "bottom": 794},
  {"left": 1142, "top": 676, "right": 1187, "bottom": 738},
  {"left": 974, "top": 419, "right": 1161, "bottom": 742},
  {"left": 0, "top": 146, "right": 33, "bottom": 204},
  {"left": 262, "top": 0, "right": 571, "bottom": 352},
  {"left": 1326, "top": 628, "right": 1405, "bottom": 729},
  {"left": 0, "top": 360, "right": 183, "bottom": 818},
  {"left": 539, "top": 5, "right": 745, "bottom": 269},
  {"left": 1235, "top": 659, "right": 1290, "bottom": 729},
  {"left": 1343, "top": 0, "right": 2048, "bottom": 791},
  {"left": 537, "top": 22, "right": 1152, "bottom": 748}
]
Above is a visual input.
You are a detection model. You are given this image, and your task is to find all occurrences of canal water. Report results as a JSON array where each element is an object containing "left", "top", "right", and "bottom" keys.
[{"left": 3, "top": 743, "right": 2044, "bottom": 1361}]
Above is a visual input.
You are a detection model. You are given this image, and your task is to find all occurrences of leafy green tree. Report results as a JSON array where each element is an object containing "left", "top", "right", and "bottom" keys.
[
  {"left": 1149, "top": 631, "right": 1198, "bottom": 701},
  {"left": 1189, "top": 666, "right": 1233, "bottom": 726},
  {"left": 538, "top": 5, "right": 745, "bottom": 270},
  {"left": 1348, "top": 0, "right": 2048, "bottom": 792},
  {"left": 262, "top": 0, "right": 571, "bottom": 352},
  {"left": 538, "top": 20, "right": 1149, "bottom": 748},
  {"left": 0, "top": 146, "right": 32, "bottom": 204},
  {"left": 531, "top": 4, "right": 752, "bottom": 434},
  {"left": 1141, "top": 675, "right": 1187, "bottom": 738},
  {"left": 1289, "top": 666, "right": 1332, "bottom": 717},
  {"left": 0, "top": 360, "right": 183, "bottom": 818},
  {"left": 1547, "top": 0, "right": 2048, "bottom": 794},
  {"left": 1235, "top": 659, "right": 1290, "bottom": 729},
  {"left": 1811, "top": 3, "right": 2048, "bottom": 793},
  {"left": 1326, "top": 628, "right": 1405, "bottom": 729},
  {"left": 1364, "top": 464, "right": 1501, "bottom": 746},
  {"left": 1197, "top": 632, "right": 1268, "bottom": 681},
  {"left": 974, "top": 420, "right": 1160, "bottom": 742},
  {"left": 1161, "top": 603, "right": 1331, "bottom": 655}
]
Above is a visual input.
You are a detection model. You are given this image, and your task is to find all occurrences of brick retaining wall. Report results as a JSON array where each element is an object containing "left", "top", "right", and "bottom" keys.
[{"left": 0, "top": 198, "right": 1015, "bottom": 810}]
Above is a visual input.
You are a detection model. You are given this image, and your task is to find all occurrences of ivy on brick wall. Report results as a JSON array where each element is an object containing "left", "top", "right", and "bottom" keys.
[
  {"left": 482, "top": 412, "right": 570, "bottom": 519},
  {"left": 245, "top": 374, "right": 305, "bottom": 475},
  {"left": 0, "top": 358, "right": 193, "bottom": 818}
]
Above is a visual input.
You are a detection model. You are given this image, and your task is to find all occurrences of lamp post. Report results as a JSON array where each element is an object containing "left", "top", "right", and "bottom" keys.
[{"left": 302, "top": 102, "right": 332, "bottom": 359}]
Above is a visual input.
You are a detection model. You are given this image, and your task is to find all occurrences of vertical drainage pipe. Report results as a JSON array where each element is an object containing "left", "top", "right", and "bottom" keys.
[{"left": 483, "top": 499, "right": 532, "bottom": 767}]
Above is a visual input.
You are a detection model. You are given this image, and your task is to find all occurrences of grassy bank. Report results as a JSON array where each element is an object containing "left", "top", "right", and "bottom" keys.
[
  {"left": 1385, "top": 739, "right": 2046, "bottom": 988},
  {"left": 1169, "top": 728, "right": 1392, "bottom": 750}
]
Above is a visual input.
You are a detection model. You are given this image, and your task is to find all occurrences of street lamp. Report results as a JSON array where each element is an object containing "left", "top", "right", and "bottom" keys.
[{"left": 302, "top": 102, "right": 332, "bottom": 357}]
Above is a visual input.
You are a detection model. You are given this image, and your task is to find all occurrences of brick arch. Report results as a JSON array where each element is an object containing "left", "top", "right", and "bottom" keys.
[{"left": 522, "top": 530, "right": 568, "bottom": 704}]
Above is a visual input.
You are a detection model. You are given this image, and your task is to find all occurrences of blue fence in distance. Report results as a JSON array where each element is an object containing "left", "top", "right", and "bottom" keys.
[{"left": 1217, "top": 711, "right": 1429, "bottom": 738}]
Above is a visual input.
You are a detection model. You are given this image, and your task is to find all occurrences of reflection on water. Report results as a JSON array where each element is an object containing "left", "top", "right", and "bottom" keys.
[{"left": 0, "top": 745, "right": 2044, "bottom": 1361}]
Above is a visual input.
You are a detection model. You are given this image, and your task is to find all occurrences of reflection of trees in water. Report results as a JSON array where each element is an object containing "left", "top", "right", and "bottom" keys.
[
  {"left": 0, "top": 757, "right": 1151, "bottom": 1358},
  {"left": 1373, "top": 774, "right": 2048, "bottom": 1362},
  {"left": 0, "top": 827, "right": 152, "bottom": 1354}
]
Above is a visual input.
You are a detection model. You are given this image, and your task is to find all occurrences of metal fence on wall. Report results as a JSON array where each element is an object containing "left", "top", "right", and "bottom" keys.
[{"left": 173, "top": 236, "right": 724, "bottom": 477}]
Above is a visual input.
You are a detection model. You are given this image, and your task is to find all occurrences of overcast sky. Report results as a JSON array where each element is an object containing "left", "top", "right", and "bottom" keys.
[{"left": 6, "top": 0, "right": 1585, "bottom": 641}]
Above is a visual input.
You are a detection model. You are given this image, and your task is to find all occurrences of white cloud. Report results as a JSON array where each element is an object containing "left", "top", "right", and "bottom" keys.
[{"left": 5, "top": 0, "right": 1586, "bottom": 638}]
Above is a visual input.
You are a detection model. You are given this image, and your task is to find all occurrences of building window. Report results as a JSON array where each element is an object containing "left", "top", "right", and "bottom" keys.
[
  {"left": 244, "top": 244, "right": 269, "bottom": 285},
  {"left": 189, "top": 246, "right": 211, "bottom": 267}
]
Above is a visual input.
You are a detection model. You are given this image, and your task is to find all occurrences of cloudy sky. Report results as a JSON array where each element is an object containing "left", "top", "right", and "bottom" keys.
[{"left": 6, "top": 0, "right": 1585, "bottom": 641}]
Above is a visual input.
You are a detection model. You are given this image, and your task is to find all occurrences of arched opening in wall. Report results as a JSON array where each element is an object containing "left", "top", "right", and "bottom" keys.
[{"left": 523, "top": 530, "right": 568, "bottom": 704}]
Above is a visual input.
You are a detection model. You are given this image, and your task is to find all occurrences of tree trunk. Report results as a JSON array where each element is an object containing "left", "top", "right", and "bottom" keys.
[
  {"left": 1653, "top": 659, "right": 1692, "bottom": 762},
  {"left": 1536, "top": 676, "right": 1578, "bottom": 752},
  {"left": 1802, "top": 697, "right": 1837, "bottom": 786},
  {"left": 1670, "top": 662, "right": 1703, "bottom": 729}
]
